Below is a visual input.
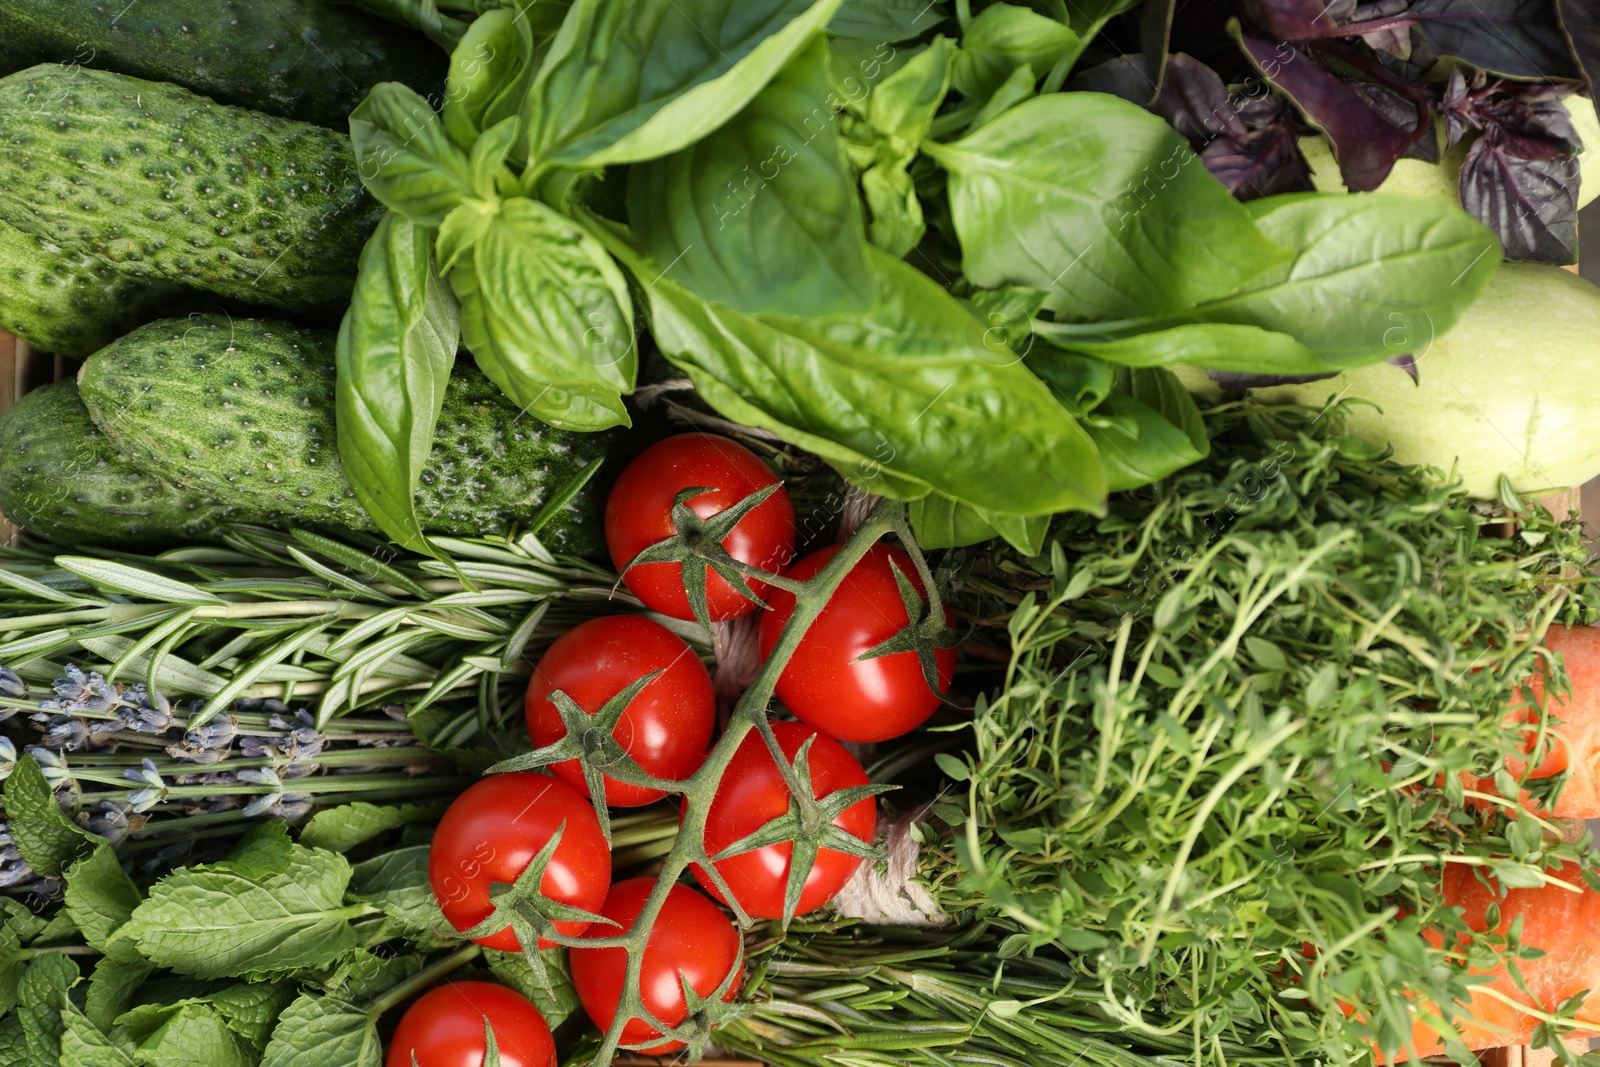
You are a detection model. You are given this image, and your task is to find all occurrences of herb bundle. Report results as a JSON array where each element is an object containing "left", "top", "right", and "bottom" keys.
[{"left": 895, "top": 404, "right": 1600, "bottom": 1063}]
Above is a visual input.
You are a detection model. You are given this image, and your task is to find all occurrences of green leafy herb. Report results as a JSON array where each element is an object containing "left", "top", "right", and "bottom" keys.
[
  {"left": 124, "top": 842, "right": 367, "bottom": 981},
  {"left": 336, "top": 212, "right": 462, "bottom": 555}
]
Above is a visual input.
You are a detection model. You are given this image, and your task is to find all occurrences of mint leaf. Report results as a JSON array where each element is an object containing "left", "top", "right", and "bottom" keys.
[
  {"left": 223, "top": 822, "right": 294, "bottom": 878},
  {"left": 301, "top": 803, "right": 441, "bottom": 854},
  {"left": 347, "top": 846, "right": 450, "bottom": 944},
  {"left": 63, "top": 847, "right": 141, "bottom": 962},
  {"left": 0, "top": 900, "right": 48, "bottom": 944},
  {"left": 328, "top": 950, "right": 422, "bottom": 1004},
  {"left": 0, "top": 1016, "right": 28, "bottom": 1066},
  {"left": 84, "top": 959, "right": 150, "bottom": 1033},
  {"left": 260, "top": 993, "right": 380, "bottom": 1067},
  {"left": 0, "top": 924, "right": 26, "bottom": 1016},
  {"left": 209, "top": 982, "right": 297, "bottom": 1050},
  {"left": 134, "top": 1005, "right": 254, "bottom": 1067},
  {"left": 4, "top": 756, "right": 99, "bottom": 878},
  {"left": 59, "top": 1007, "right": 137, "bottom": 1067},
  {"left": 484, "top": 947, "right": 580, "bottom": 1031},
  {"left": 125, "top": 844, "right": 364, "bottom": 980},
  {"left": 18, "top": 952, "right": 79, "bottom": 1064}
]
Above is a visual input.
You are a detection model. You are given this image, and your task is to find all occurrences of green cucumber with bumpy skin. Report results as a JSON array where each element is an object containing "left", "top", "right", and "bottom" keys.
[
  {"left": 0, "top": 381, "right": 264, "bottom": 545},
  {"left": 0, "top": 66, "right": 382, "bottom": 318},
  {"left": 78, "top": 316, "right": 624, "bottom": 556},
  {"left": 0, "top": 0, "right": 445, "bottom": 130},
  {"left": 0, "top": 217, "right": 190, "bottom": 357}
]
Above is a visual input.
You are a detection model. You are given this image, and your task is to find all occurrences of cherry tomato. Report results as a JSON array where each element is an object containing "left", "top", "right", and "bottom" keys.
[
  {"left": 569, "top": 878, "right": 743, "bottom": 1054},
  {"left": 605, "top": 434, "right": 795, "bottom": 622},
  {"left": 386, "top": 981, "right": 556, "bottom": 1067},
  {"left": 689, "top": 721, "right": 876, "bottom": 919},
  {"left": 525, "top": 615, "right": 714, "bottom": 807},
  {"left": 428, "top": 773, "right": 610, "bottom": 953},
  {"left": 758, "top": 543, "right": 954, "bottom": 742}
]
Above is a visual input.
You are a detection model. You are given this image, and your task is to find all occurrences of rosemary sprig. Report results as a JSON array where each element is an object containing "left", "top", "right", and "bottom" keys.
[{"left": 0, "top": 526, "right": 706, "bottom": 729}]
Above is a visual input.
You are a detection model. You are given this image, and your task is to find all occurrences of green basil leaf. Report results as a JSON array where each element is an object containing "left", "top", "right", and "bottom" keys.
[
  {"left": 3, "top": 755, "right": 99, "bottom": 879},
  {"left": 60, "top": 1005, "right": 137, "bottom": 1067},
  {"left": 336, "top": 213, "right": 461, "bottom": 555},
  {"left": 868, "top": 35, "right": 955, "bottom": 146},
  {"left": 953, "top": 3, "right": 1080, "bottom": 100},
  {"left": 442, "top": 8, "right": 537, "bottom": 150},
  {"left": 1063, "top": 0, "right": 1141, "bottom": 33},
  {"left": 830, "top": 37, "right": 918, "bottom": 113},
  {"left": 1039, "top": 322, "right": 1341, "bottom": 375},
  {"left": 615, "top": 231, "right": 1106, "bottom": 516},
  {"left": 62, "top": 847, "right": 141, "bottom": 962},
  {"left": 260, "top": 993, "right": 380, "bottom": 1067},
  {"left": 965, "top": 60, "right": 1038, "bottom": 132},
  {"left": 861, "top": 160, "right": 924, "bottom": 257},
  {"left": 134, "top": 1004, "right": 255, "bottom": 1067},
  {"left": 124, "top": 844, "right": 361, "bottom": 981},
  {"left": 927, "top": 93, "right": 1294, "bottom": 321},
  {"left": 1190, "top": 192, "right": 1504, "bottom": 366},
  {"left": 448, "top": 197, "right": 636, "bottom": 431},
  {"left": 527, "top": 0, "right": 846, "bottom": 169},
  {"left": 910, "top": 495, "right": 994, "bottom": 548},
  {"left": 830, "top": 0, "right": 946, "bottom": 40},
  {"left": 340, "top": 0, "right": 470, "bottom": 49},
  {"left": 350, "top": 84, "right": 476, "bottom": 227},
  {"left": 1078, "top": 368, "right": 1208, "bottom": 492},
  {"left": 628, "top": 38, "right": 871, "bottom": 317}
]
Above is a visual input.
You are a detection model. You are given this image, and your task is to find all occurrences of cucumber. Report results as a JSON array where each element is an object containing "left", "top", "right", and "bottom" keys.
[
  {"left": 0, "top": 381, "right": 262, "bottom": 545},
  {"left": 78, "top": 316, "right": 624, "bottom": 555},
  {"left": 0, "top": 66, "right": 381, "bottom": 318},
  {"left": 0, "top": 0, "right": 445, "bottom": 130},
  {"left": 0, "top": 217, "right": 190, "bottom": 356}
]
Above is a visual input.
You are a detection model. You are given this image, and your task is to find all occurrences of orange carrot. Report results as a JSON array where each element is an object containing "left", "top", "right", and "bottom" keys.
[
  {"left": 1384, "top": 862, "right": 1600, "bottom": 1061},
  {"left": 1467, "top": 624, "right": 1600, "bottom": 820}
]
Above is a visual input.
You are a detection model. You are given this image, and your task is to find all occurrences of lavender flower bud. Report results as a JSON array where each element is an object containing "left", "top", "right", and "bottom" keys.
[
  {"left": 127, "top": 788, "right": 164, "bottom": 813},
  {"left": 85, "top": 803, "right": 132, "bottom": 848},
  {"left": 0, "top": 667, "right": 27, "bottom": 699},
  {"left": 0, "top": 738, "right": 15, "bottom": 780},
  {"left": 125, "top": 758, "right": 165, "bottom": 791},
  {"left": 270, "top": 794, "right": 314, "bottom": 821},
  {"left": 25, "top": 747, "right": 71, "bottom": 789},
  {"left": 241, "top": 792, "right": 282, "bottom": 818},
  {"left": 0, "top": 845, "right": 34, "bottom": 889}
]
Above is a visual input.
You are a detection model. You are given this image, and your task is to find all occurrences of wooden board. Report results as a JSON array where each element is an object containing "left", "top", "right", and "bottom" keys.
[{"left": 0, "top": 332, "right": 28, "bottom": 546}]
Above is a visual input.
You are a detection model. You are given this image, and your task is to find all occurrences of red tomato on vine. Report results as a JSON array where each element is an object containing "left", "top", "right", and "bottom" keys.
[
  {"left": 605, "top": 434, "right": 795, "bottom": 622},
  {"left": 569, "top": 878, "right": 744, "bottom": 1054},
  {"left": 386, "top": 981, "right": 556, "bottom": 1067},
  {"left": 759, "top": 543, "right": 954, "bottom": 742},
  {"left": 525, "top": 615, "right": 714, "bottom": 807},
  {"left": 689, "top": 721, "right": 877, "bottom": 919},
  {"left": 428, "top": 773, "right": 610, "bottom": 952}
]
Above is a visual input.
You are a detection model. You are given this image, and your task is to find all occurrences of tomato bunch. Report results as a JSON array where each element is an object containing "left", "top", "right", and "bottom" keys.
[{"left": 403, "top": 434, "right": 956, "bottom": 1064}]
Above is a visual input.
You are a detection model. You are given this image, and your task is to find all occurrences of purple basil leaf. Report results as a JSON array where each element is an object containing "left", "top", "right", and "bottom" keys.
[
  {"left": 1232, "top": 0, "right": 1356, "bottom": 41},
  {"left": 1140, "top": 0, "right": 1179, "bottom": 102},
  {"left": 1209, "top": 369, "right": 1341, "bottom": 389},
  {"left": 1460, "top": 133, "right": 1580, "bottom": 262},
  {"left": 1559, "top": 0, "right": 1600, "bottom": 96},
  {"left": 1151, "top": 53, "right": 1250, "bottom": 141},
  {"left": 1236, "top": 33, "right": 1414, "bottom": 190},
  {"left": 1201, "top": 126, "right": 1318, "bottom": 197},
  {"left": 1407, "top": 0, "right": 1580, "bottom": 80},
  {"left": 1388, "top": 352, "right": 1420, "bottom": 382}
]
